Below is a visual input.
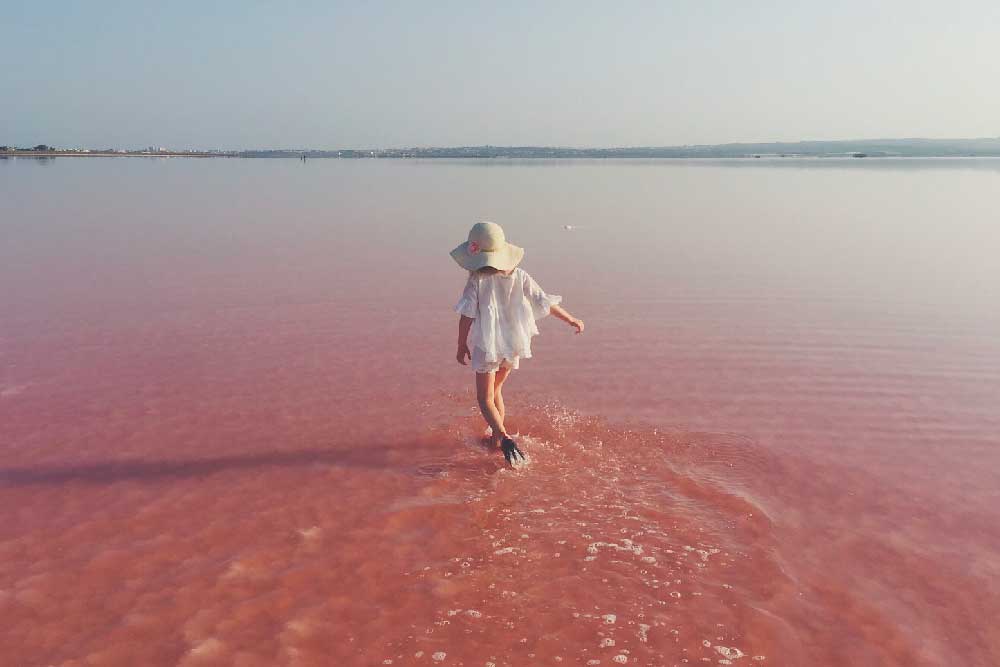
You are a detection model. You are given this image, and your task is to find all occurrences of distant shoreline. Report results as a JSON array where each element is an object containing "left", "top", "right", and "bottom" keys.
[
  {"left": 0, "top": 151, "right": 231, "bottom": 158},
  {"left": 4, "top": 137, "right": 1000, "bottom": 160},
  {"left": 6, "top": 152, "right": 1000, "bottom": 161}
]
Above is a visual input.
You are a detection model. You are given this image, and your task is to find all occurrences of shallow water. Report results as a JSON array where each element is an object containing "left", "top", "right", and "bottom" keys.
[{"left": 1, "top": 157, "right": 999, "bottom": 666}]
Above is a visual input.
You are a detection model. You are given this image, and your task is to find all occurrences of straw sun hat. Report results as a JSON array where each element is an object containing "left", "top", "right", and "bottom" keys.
[{"left": 450, "top": 221, "right": 525, "bottom": 272}]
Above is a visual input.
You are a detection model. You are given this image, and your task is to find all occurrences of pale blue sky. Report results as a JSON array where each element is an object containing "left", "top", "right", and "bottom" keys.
[{"left": 3, "top": 0, "right": 998, "bottom": 149}]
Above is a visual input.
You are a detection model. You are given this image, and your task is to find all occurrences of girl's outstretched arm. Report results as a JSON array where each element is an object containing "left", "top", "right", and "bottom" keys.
[
  {"left": 457, "top": 315, "right": 474, "bottom": 364},
  {"left": 550, "top": 304, "right": 584, "bottom": 334}
]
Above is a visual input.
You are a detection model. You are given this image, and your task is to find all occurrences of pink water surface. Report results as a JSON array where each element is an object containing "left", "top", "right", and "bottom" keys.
[{"left": 2, "top": 157, "right": 999, "bottom": 666}]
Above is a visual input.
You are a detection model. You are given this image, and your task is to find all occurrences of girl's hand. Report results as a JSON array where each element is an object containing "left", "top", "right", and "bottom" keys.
[
  {"left": 457, "top": 343, "right": 471, "bottom": 365},
  {"left": 550, "top": 305, "right": 584, "bottom": 334}
]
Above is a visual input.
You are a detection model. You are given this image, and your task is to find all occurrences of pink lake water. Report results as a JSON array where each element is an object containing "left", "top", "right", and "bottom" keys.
[{"left": 1, "top": 156, "right": 999, "bottom": 666}]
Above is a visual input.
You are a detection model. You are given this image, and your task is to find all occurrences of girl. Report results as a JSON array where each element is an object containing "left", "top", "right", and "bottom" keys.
[{"left": 451, "top": 221, "right": 584, "bottom": 465}]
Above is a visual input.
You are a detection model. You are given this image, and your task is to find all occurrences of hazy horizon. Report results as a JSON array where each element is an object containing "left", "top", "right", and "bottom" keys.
[
  {"left": 3, "top": 1, "right": 999, "bottom": 149},
  {"left": 6, "top": 135, "right": 1000, "bottom": 153}
]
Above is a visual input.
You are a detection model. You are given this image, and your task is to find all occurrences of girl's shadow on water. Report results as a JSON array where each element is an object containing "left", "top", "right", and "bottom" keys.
[
  {"left": 0, "top": 443, "right": 498, "bottom": 487},
  {"left": 1, "top": 446, "right": 408, "bottom": 487}
]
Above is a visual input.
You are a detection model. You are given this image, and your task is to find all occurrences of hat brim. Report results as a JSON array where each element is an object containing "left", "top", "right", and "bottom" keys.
[{"left": 450, "top": 241, "right": 524, "bottom": 272}]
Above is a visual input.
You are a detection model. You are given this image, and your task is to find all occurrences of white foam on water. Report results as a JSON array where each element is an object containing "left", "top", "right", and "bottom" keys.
[
  {"left": 587, "top": 540, "right": 644, "bottom": 558},
  {"left": 185, "top": 637, "right": 224, "bottom": 660},
  {"left": 432, "top": 651, "right": 447, "bottom": 662},
  {"left": 221, "top": 562, "right": 246, "bottom": 579},
  {"left": 297, "top": 526, "right": 321, "bottom": 540},
  {"left": 602, "top": 614, "right": 617, "bottom": 624},
  {"left": 713, "top": 646, "right": 745, "bottom": 660}
]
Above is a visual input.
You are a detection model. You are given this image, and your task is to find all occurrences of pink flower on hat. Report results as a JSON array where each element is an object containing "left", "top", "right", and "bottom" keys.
[{"left": 468, "top": 241, "right": 480, "bottom": 255}]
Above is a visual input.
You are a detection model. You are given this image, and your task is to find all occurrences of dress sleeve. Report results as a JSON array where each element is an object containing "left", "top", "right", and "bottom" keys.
[
  {"left": 454, "top": 275, "right": 479, "bottom": 318},
  {"left": 522, "top": 271, "right": 562, "bottom": 320}
]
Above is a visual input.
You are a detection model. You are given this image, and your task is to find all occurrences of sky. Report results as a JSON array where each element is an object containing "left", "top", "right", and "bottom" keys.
[{"left": 2, "top": 0, "right": 999, "bottom": 149}]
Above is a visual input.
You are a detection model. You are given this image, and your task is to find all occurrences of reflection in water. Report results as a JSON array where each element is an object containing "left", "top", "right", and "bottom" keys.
[{"left": 1, "top": 158, "right": 998, "bottom": 666}]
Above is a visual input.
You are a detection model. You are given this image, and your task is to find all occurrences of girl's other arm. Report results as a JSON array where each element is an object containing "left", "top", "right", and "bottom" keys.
[
  {"left": 550, "top": 304, "right": 584, "bottom": 334},
  {"left": 455, "top": 275, "right": 478, "bottom": 364},
  {"left": 457, "top": 315, "right": 474, "bottom": 364}
]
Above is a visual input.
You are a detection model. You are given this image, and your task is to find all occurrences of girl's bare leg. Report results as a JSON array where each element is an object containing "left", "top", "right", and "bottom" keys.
[
  {"left": 476, "top": 372, "right": 508, "bottom": 444},
  {"left": 492, "top": 366, "right": 512, "bottom": 446}
]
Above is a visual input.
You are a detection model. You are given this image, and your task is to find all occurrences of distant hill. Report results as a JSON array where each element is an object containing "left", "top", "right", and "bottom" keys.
[
  {"left": 363, "top": 138, "right": 1000, "bottom": 159},
  {"left": 232, "top": 138, "right": 1000, "bottom": 159}
]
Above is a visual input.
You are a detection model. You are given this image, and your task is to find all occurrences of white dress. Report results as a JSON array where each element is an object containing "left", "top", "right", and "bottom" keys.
[{"left": 454, "top": 268, "right": 562, "bottom": 373}]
